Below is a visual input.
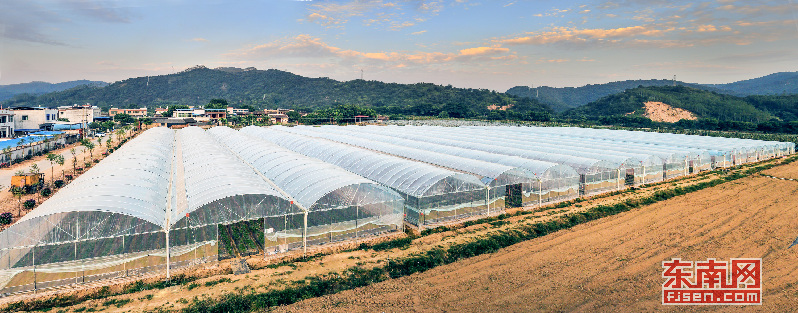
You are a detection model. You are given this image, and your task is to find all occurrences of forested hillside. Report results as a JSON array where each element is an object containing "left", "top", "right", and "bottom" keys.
[
  {"left": 705, "top": 72, "right": 798, "bottom": 96},
  {"left": 2, "top": 66, "right": 551, "bottom": 117},
  {"left": 507, "top": 72, "right": 798, "bottom": 112},
  {"left": 0, "top": 80, "right": 107, "bottom": 101},
  {"left": 563, "top": 86, "right": 779, "bottom": 122},
  {"left": 506, "top": 80, "right": 711, "bottom": 112}
]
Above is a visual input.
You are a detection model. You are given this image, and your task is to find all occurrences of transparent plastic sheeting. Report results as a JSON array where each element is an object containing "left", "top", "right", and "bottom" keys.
[
  {"left": 240, "top": 126, "right": 573, "bottom": 225},
  {"left": 0, "top": 126, "right": 404, "bottom": 295},
  {"left": 0, "top": 125, "right": 789, "bottom": 294},
  {"left": 238, "top": 126, "right": 485, "bottom": 198},
  {"left": 273, "top": 126, "right": 538, "bottom": 187},
  {"left": 494, "top": 126, "right": 795, "bottom": 166},
  {"left": 255, "top": 126, "right": 580, "bottom": 205},
  {"left": 206, "top": 126, "right": 403, "bottom": 241},
  {"left": 175, "top": 127, "right": 293, "bottom": 227},
  {"left": 324, "top": 125, "right": 663, "bottom": 185},
  {"left": 280, "top": 125, "right": 619, "bottom": 194}
]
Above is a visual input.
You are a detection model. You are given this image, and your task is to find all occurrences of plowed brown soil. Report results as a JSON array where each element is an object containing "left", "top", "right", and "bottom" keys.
[{"left": 274, "top": 165, "right": 798, "bottom": 312}]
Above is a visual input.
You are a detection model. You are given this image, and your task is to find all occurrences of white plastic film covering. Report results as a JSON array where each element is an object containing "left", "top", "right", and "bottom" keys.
[{"left": 239, "top": 126, "right": 486, "bottom": 197}]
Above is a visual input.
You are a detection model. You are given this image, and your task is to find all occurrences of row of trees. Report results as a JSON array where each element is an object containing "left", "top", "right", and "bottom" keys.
[{"left": 1, "top": 125, "right": 140, "bottom": 226}]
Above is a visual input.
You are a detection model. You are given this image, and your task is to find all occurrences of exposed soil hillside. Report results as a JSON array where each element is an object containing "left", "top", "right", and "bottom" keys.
[
  {"left": 643, "top": 101, "right": 697, "bottom": 123},
  {"left": 275, "top": 163, "right": 798, "bottom": 312}
]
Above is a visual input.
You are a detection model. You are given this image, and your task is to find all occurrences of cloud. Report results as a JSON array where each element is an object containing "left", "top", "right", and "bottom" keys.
[
  {"left": 62, "top": 0, "right": 133, "bottom": 23},
  {"left": 190, "top": 38, "right": 209, "bottom": 42},
  {"left": 0, "top": 0, "right": 69, "bottom": 45},
  {"left": 411, "top": 30, "right": 427, "bottom": 35},
  {"left": 458, "top": 46, "right": 509, "bottom": 56},
  {"left": 226, "top": 35, "right": 517, "bottom": 69},
  {"left": 305, "top": 0, "right": 444, "bottom": 30},
  {"left": 501, "top": 25, "right": 673, "bottom": 47},
  {"left": 0, "top": 0, "right": 137, "bottom": 45}
]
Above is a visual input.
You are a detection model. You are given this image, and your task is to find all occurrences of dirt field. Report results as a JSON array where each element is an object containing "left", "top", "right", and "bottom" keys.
[
  {"left": 273, "top": 165, "right": 798, "bottom": 312},
  {"left": 643, "top": 101, "right": 697, "bottom": 123}
]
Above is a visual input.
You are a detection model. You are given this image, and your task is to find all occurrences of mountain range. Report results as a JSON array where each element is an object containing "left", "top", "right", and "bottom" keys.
[
  {"left": 0, "top": 80, "right": 108, "bottom": 102},
  {"left": 1, "top": 68, "right": 796, "bottom": 123},
  {"left": 1, "top": 66, "right": 550, "bottom": 116}
]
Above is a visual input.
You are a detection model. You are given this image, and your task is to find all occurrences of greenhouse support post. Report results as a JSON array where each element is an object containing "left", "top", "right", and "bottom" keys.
[
  {"left": 303, "top": 211, "right": 308, "bottom": 257},
  {"left": 538, "top": 179, "right": 542, "bottom": 207},
  {"left": 33, "top": 244, "right": 36, "bottom": 293},
  {"left": 166, "top": 228, "right": 170, "bottom": 279}
]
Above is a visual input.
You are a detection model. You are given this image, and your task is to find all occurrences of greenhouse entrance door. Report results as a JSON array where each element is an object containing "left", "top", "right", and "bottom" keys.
[
  {"left": 506, "top": 184, "right": 522, "bottom": 208},
  {"left": 625, "top": 169, "right": 635, "bottom": 186}
]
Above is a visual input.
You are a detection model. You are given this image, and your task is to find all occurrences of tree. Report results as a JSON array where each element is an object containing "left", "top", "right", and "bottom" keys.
[
  {"left": 56, "top": 154, "right": 65, "bottom": 179},
  {"left": 206, "top": 98, "right": 229, "bottom": 109},
  {"left": 29, "top": 163, "right": 40, "bottom": 175},
  {"left": 70, "top": 148, "right": 78, "bottom": 174},
  {"left": 46, "top": 153, "right": 59, "bottom": 185},
  {"left": 114, "top": 113, "right": 135, "bottom": 125},
  {"left": 115, "top": 129, "right": 125, "bottom": 145},
  {"left": 81, "top": 139, "right": 96, "bottom": 161},
  {"left": 163, "top": 105, "right": 190, "bottom": 117},
  {"left": 2, "top": 147, "right": 11, "bottom": 165}
]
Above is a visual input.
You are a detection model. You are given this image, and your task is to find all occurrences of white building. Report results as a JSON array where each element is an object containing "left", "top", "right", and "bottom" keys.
[
  {"left": 11, "top": 107, "right": 59, "bottom": 132},
  {"left": 226, "top": 107, "right": 249, "bottom": 115},
  {"left": 58, "top": 105, "right": 100, "bottom": 124},
  {"left": 0, "top": 110, "right": 14, "bottom": 138}
]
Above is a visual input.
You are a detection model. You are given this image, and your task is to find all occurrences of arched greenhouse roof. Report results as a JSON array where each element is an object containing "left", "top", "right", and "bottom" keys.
[
  {"left": 17, "top": 127, "right": 174, "bottom": 228},
  {"left": 173, "top": 127, "right": 289, "bottom": 224},
  {"left": 239, "top": 126, "right": 486, "bottom": 197},
  {"left": 301, "top": 126, "right": 580, "bottom": 180},
  {"left": 276, "top": 126, "right": 538, "bottom": 186},
  {"left": 207, "top": 127, "right": 403, "bottom": 211}
]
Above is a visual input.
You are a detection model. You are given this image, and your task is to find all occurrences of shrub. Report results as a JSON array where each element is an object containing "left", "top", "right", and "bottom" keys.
[
  {"left": 93, "top": 159, "right": 99, "bottom": 163},
  {"left": 0, "top": 212, "right": 12, "bottom": 225},
  {"left": 40, "top": 188, "right": 52, "bottom": 197},
  {"left": 23, "top": 199, "right": 36, "bottom": 210},
  {"left": 64, "top": 175, "right": 73, "bottom": 181},
  {"left": 54, "top": 180, "right": 65, "bottom": 188}
]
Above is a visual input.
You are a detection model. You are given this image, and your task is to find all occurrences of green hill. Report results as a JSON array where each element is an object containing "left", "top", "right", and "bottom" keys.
[
  {"left": 507, "top": 72, "right": 798, "bottom": 113},
  {"left": 1, "top": 66, "right": 551, "bottom": 116},
  {"left": 562, "top": 85, "right": 778, "bottom": 123},
  {"left": 705, "top": 72, "right": 798, "bottom": 96},
  {"left": 506, "top": 80, "right": 717, "bottom": 112},
  {"left": 0, "top": 80, "right": 107, "bottom": 101}
]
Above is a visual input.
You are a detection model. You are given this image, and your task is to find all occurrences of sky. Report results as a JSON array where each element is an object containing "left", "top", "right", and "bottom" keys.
[{"left": 1, "top": 0, "right": 797, "bottom": 91}]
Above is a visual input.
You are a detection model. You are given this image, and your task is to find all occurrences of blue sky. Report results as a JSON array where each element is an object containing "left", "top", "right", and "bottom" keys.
[{"left": 1, "top": 0, "right": 797, "bottom": 90}]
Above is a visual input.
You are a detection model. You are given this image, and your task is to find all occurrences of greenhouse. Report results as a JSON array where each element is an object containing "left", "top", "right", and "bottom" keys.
[
  {"left": 241, "top": 126, "right": 579, "bottom": 225},
  {"left": 0, "top": 126, "right": 404, "bottom": 294},
  {"left": 298, "top": 126, "right": 622, "bottom": 195},
  {"left": 0, "top": 124, "right": 790, "bottom": 294}
]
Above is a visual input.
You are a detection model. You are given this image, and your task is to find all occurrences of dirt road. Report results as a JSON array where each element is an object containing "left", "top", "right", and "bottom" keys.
[{"left": 274, "top": 165, "right": 798, "bottom": 312}]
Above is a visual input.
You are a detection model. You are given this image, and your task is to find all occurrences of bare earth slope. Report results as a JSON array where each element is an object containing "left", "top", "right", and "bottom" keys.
[
  {"left": 643, "top": 101, "right": 697, "bottom": 123},
  {"left": 276, "top": 165, "right": 798, "bottom": 312}
]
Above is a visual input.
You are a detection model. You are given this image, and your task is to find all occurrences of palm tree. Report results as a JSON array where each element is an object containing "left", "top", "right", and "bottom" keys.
[
  {"left": 70, "top": 148, "right": 77, "bottom": 174},
  {"left": 2, "top": 147, "right": 11, "bottom": 165},
  {"left": 56, "top": 154, "right": 65, "bottom": 180},
  {"left": 82, "top": 140, "right": 96, "bottom": 162},
  {"left": 18, "top": 137, "right": 27, "bottom": 157},
  {"left": 115, "top": 129, "right": 125, "bottom": 147},
  {"left": 46, "top": 153, "right": 58, "bottom": 185}
]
